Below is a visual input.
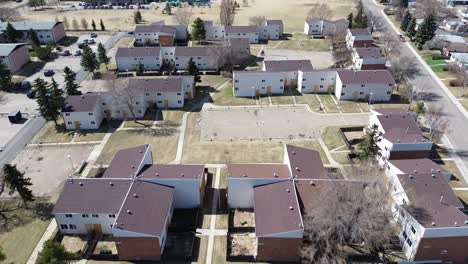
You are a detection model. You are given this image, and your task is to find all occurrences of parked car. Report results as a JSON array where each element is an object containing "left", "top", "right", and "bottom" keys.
[
  {"left": 88, "top": 39, "right": 95, "bottom": 44},
  {"left": 13, "top": 81, "right": 31, "bottom": 91},
  {"left": 398, "top": 34, "right": 406, "bottom": 42},
  {"left": 43, "top": 70, "right": 55, "bottom": 77},
  {"left": 15, "top": 0, "right": 22, "bottom": 3},
  {"left": 83, "top": 39, "right": 89, "bottom": 44},
  {"left": 78, "top": 43, "right": 87, "bottom": 49},
  {"left": 90, "top": 32, "right": 98, "bottom": 38},
  {"left": 73, "top": 50, "right": 81, "bottom": 56},
  {"left": 27, "top": 90, "right": 36, "bottom": 99},
  {"left": 55, "top": 46, "right": 62, "bottom": 52},
  {"left": 62, "top": 50, "right": 71, "bottom": 56}
]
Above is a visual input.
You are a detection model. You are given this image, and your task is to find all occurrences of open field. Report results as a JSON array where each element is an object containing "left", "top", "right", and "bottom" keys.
[
  {"left": 182, "top": 112, "right": 330, "bottom": 164},
  {"left": 22, "top": 0, "right": 355, "bottom": 32}
]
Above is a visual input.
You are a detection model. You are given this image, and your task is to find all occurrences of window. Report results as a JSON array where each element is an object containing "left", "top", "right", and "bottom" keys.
[
  {"left": 321, "top": 78, "right": 324, "bottom": 81},
  {"left": 65, "top": 214, "right": 73, "bottom": 218},
  {"left": 407, "top": 239, "right": 412, "bottom": 247},
  {"left": 359, "top": 92, "right": 364, "bottom": 95},
  {"left": 280, "top": 79, "right": 283, "bottom": 82},
  {"left": 402, "top": 231, "right": 407, "bottom": 240},
  {"left": 341, "top": 92, "right": 345, "bottom": 96},
  {"left": 303, "top": 78, "right": 306, "bottom": 81},
  {"left": 176, "top": 64, "right": 179, "bottom": 66},
  {"left": 387, "top": 91, "right": 391, "bottom": 94},
  {"left": 102, "top": 102, "right": 106, "bottom": 106},
  {"left": 262, "top": 80, "right": 265, "bottom": 82},
  {"left": 92, "top": 214, "right": 99, "bottom": 218},
  {"left": 138, "top": 110, "right": 142, "bottom": 113},
  {"left": 410, "top": 226, "right": 416, "bottom": 234},
  {"left": 82, "top": 214, "right": 89, "bottom": 218},
  {"left": 361, "top": 84, "right": 365, "bottom": 87},
  {"left": 235, "top": 87, "right": 239, "bottom": 91},
  {"left": 302, "top": 86, "right": 305, "bottom": 89},
  {"left": 88, "top": 113, "right": 94, "bottom": 116},
  {"left": 178, "top": 100, "right": 182, "bottom": 103},
  {"left": 342, "top": 85, "right": 346, "bottom": 88},
  {"left": 320, "top": 85, "right": 323, "bottom": 88},
  {"left": 108, "top": 214, "right": 116, "bottom": 218},
  {"left": 157, "top": 93, "right": 162, "bottom": 96},
  {"left": 69, "top": 224, "right": 77, "bottom": 229},
  {"left": 67, "top": 122, "right": 72, "bottom": 125},
  {"left": 145, "top": 93, "right": 150, "bottom": 96},
  {"left": 91, "top": 121, "right": 95, "bottom": 125},
  {"left": 177, "top": 93, "right": 181, "bottom": 96},
  {"left": 136, "top": 102, "right": 139, "bottom": 105},
  {"left": 158, "top": 101, "right": 162, "bottom": 103},
  {"left": 280, "top": 86, "right": 283, "bottom": 89},
  {"left": 65, "top": 113, "right": 70, "bottom": 116},
  {"left": 235, "top": 80, "right": 239, "bottom": 83},
  {"left": 60, "top": 224, "right": 68, "bottom": 229}
]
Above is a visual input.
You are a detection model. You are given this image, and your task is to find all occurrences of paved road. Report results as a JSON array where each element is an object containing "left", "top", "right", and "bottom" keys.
[
  {"left": 0, "top": 31, "right": 128, "bottom": 167},
  {"left": 363, "top": 0, "right": 468, "bottom": 168}
]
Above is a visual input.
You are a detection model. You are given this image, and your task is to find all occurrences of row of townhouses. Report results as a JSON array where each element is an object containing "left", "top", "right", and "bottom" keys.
[
  {"left": 303, "top": 17, "right": 349, "bottom": 37},
  {"left": 134, "top": 21, "right": 188, "bottom": 46},
  {"left": 204, "top": 20, "right": 284, "bottom": 43},
  {"left": 0, "top": 43, "right": 30, "bottom": 72},
  {"left": 62, "top": 76, "right": 194, "bottom": 130}
]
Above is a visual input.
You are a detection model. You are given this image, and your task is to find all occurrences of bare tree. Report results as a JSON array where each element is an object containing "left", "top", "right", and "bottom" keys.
[
  {"left": 301, "top": 165, "right": 395, "bottom": 264},
  {"left": 366, "top": 9, "right": 386, "bottom": 34},
  {"left": 306, "top": 3, "right": 332, "bottom": 20},
  {"left": 174, "top": 8, "right": 193, "bottom": 26},
  {"left": 413, "top": 0, "right": 455, "bottom": 20},
  {"left": 219, "top": 0, "right": 235, "bottom": 26},
  {"left": 62, "top": 16, "right": 69, "bottom": 30},
  {"left": 327, "top": 28, "right": 347, "bottom": 49},
  {"left": 424, "top": 105, "right": 449, "bottom": 141},
  {"left": 380, "top": 33, "right": 399, "bottom": 58},
  {"left": 402, "top": 80, "right": 420, "bottom": 110},
  {"left": 248, "top": 16, "right": 266, "bottom": 26},
  {"left": 422, "top": 37, "right": 447, "bottom": 52},
  {"left": 449, "top": 64, "right": 468, "bottom": 97},
  {"left": 0, "top": 7, "right": 20, "bottom": 22},
  {"left": 72, "top": 18, "right": 79, "bottom": 31},
  {"left": 332, "top": 48, "right": 352, "bottom": 67},
  {"left": 106, "top": 75, "right": 143, "bottom": 122},
  {"left": 389, "top": 56, "right": 421, "bottom": 91}
]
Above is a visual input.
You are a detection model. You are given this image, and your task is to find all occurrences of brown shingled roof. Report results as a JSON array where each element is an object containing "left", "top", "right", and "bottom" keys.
[
  {"left": 139, "top": 164, "right": 205, "bottom": 179},
  {"left": 264, "top": 60, "right": 313, "bottom": 72},
  {"left": 174, "top": 46, "right": 213, "bottom": 57},
  {"left": 227, "top": 164, "right": 291, "bottom": 179},
  {"left": 52, "top": 178, "right": 132, "bottom": 214},
  {"left": 337, "top": 70, "right": 394, "bottom": 84},
  {"left": 115, "top": 47, "right": 161, "bottom": 57},
  {"left": 254, "top": 181, "right": 303, "bottom": 236},
  {"left": 390, "top": 159, "right": 448, "bottom": 175},
  {"left": 354, "top": 47, "right": 383, "bottom": 59},
  {"left": 374, "top": 109, "right": 427, "bottom": 144},
  {"left": 102, "top": 145, "right": 151, "bottom": 179},
  {"left": 62, "top": 94, "right": 100, "bottom": 113},
  {"left": 114, "top": 181, "right": 174, "bottom": 237},
  {"left": 286, "top": 145, "right": 326, "bottom": 179},
  {"left": 128, "top": 78, "right": 183, "bottom": 93},
  {"left": 349, "top": 28, "right": 371, "bottom": 36},
  {"left": 134, "top": 24, "right": 176, "bottom": 35}
]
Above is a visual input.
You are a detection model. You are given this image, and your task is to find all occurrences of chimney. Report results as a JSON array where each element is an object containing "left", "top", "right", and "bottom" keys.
[
  {"left": 109, "top": 182, "right": 114, "bottom": 186},
  {"left": 133, "top": 193, "right": 138, "bottom": 198},
  {"left": 289, "top": 206, "right": 294, "bottom": 210},
  {"left": 79, "top": 182, "right": 83, "bottom": 186},
  {"left": 126, "top": 209, "right": 132, "bottom": 215}
]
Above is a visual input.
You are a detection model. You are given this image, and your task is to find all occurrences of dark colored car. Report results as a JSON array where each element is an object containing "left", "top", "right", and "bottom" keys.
[
  {"left": 62, "top": 50, "right": 71, "bottom": 56},
  {"left": 90, "top": 32, "right": 98, "bottom": 38},
  {"left": 27, "top": 90, "right": 36, "bottom": 99},
  {"left": 14, "top": 81, "right": 32, "bottom": 91},
  {"left": 78, "top": 43, "right": 87, "bottom": 49},
  {"left": 44, "top": 70, "right": 55, "bottom": 77}
]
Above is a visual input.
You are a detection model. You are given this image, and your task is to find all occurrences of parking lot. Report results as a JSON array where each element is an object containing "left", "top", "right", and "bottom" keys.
[
  {"left": 200, "top": 106, "right": 369, "bottom": 141},
  {"left": 0, "top": 117, "right": 28, "bottom": 148},
  {"left": 11, "top": 145, "right": 94, "bottom": 197},
  {"left": 68, "top": 34, "right": 111, "bottom": 53}
]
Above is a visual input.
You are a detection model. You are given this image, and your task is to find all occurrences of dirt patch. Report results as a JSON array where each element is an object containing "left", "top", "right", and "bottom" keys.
[
  {"left": 228, "top": 233, "right": 256, "bottom": 257},
  {"left": 231, "top": 209, "right": 255, "bottom": 228},
  {"left": 62, "top": 236, "right": 87, "bottom": 254}
]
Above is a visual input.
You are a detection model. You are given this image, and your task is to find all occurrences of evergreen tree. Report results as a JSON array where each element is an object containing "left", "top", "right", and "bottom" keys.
[
  {"left": 191, "top": 17, "right": 206, "bottom": 43},
  {"left": 136, "top": 61, "right": 144, "bottom": 76},
  {"left": 354, "top": 0, "right": 364, "bottom": 27},
  {"left": 360, "top": 14, "right": 368, "bottom": 28},
  {"left": 0, "top": 61, "right": 12, "bottom": 92},
  {"left": 29, "top": 29, "right": 40, "bottom": 48},
  {"left": 35, "top": 45, "right": 52, "bottom": 61},
  {"left": 406, "top": 17, "right": 417, "bottom": 40},
  {"left": 100, "top": 19, "right": 105, "bottom": 31},
  {"left": 5, "top": 22, "right": 21, "bottom": 43},
  {"left": 134, "top": 10, "right": 142, "bottom": 24},
  {"left": 347, "top": 13, "right": 353, "bottom": 29},
  {"left": 36, "top": 240, "right": 78, "bottom": 264},
  {"left": 0, "top": 247, "right": 5, "bottom": 262},
  {"left": 415, "top": 101, "right": 425, "bottom": 115},
  {"left": 80, "top": 45, "right": 99, "bottom": 74},
  {"left": 2, "top": 164, "right": 34, "bottom": 204},
  {"left": 400, "top": 10, "right": 412, "bottom": 32},
  {"left": 63, "top": 66, "right": 81, "bottom": 95},
  {"left": 414, "top": 13, "right": 438, "bottom": 49},
  {"left": 187, "top": 58, "right": 201, "bottom": 83},
  {"left": 399, "top": 0, "right": 409, "bottom": 8},
  {"left": 356, "top": 124, "right": 382, "bottom": 161},
  {"left": 165, "top": 2, "right": 172, "bottom": 15},
  {"left": 35, "top": 78, "right": 56, "bottom": 123},
  {"left": 91, "top": 19, "right": 96, "bottom": 31},
  {"left": 97, "top": 43, "right": 110, "bottom": 69},
  {"left": 48, "top": 78, "right": 65, "bottom": 125}
]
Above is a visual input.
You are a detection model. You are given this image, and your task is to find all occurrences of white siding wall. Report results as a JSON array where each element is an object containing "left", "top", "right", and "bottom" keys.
[
  {"left": 101, "top": 93, "right": 146, "bottom": 119},
  {"left": 233, "top": 72, "right": 285, "bottom": 97},
  {"left": 298, "top": 70, "right": 336, "bottom": 93},
  {"left": 260, "top": 229, "right": 304, "bottom": 238},
  {"left": 161, "top": 47, "right": 176, "bottom": 63},
  {"left": 116, "top": 56, "right": 161, "bottom": 71},
  {"left": 146, "top": 91, "right": 184, "bottom": 108},
  {"left": 227, "top": 178, "right": 285, "bottom": 208},
  {"left": 225, "top": 32, "right": 259, "bottom": 44},
  {"left": 304, "top": 21, "right": 323, "bottom": 35},
  {"left": 55, "top": 213, "right": 116, "bottom": 235},
  {"left": 205, "top": 25, "right": 225, "bottom": 41},
  {"left": 135, "top": 32, "right": 173, "bottom": 46},
  {"left": 36, "top": 30, "right": 55, "bottom": 44},
  {"left": 175, "top": 55, "right": 216, "bottom": 71},
  {"left": 167, "top": 25, "right": 188, "bottom": 40},
  {"left": 143, "top": 178, "right": 201, "bottom": 208},
  {"left": 258, "top": 25, "right": 280, "bottom": 40},
  {"left": 63, "top": 109, "right": 103, "bottom": 130},
  {"left": 335, "top": 77, "right": 393, "bottom": 101}
]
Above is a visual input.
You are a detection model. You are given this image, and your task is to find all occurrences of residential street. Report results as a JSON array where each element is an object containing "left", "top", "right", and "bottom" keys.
[{"left": 363, "top": 0, "right": 468, "bottom": 168}]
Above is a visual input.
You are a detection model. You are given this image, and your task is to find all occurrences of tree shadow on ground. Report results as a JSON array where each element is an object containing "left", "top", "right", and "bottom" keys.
[{"left": 0, "top": 199, "right": 53, "bottom": 233}]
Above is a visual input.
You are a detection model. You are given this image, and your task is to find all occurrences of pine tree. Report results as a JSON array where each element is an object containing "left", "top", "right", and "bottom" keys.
[
  {"left": 36, "top": 240, "right": 78, "bottom": 264},
  {"left": 48, "top": 78, "right": 65, "bottom": 125},
  {"left": 406, "top": 17, "right": 417, "bottom": 40},
  {"left": 399, "top": 0, "right": 409, "bottom": 8},
  {"left": 134, "top": 10, "right": 142, "bottom": 24},
  {"left": 29, "top": 28, "right": 40, "bottom": 48},
  {"left": 35, "top": 78, "right": 56, "bottom": 123},
  {"left": 347, "top": 13, "right": 353, "bottom": 29},
  {"left": 400, "top": 10, "right": 412, "bottom": 32},
  {"left": 187, "top": 58, "right": 201, "bottom": 83},
  {"left": 2, "top": 164, "right": 34, "bottom": 204},
  {"left": 354, "top": 0, "right": 364, "bottom": 27},
  {"left": 360, "top": 14, "right": 368, "bottom": 28},
  {"left": 166, "top": 2, "right": 172, "bottom": 15},
  {"left": 91, "top": 19, "right": 96, "bottom": 31},
  {"left": 0, "top": 61, "right": 12, "bottom": 92},
  {"left": 356, "top": 124, "right": 382, "bottom": 161},
  {"left": 5, "top": 22, "right": 21, "bottom": 43},
  {"left": 100, "top": 19, "right": 105, "bottom": 31},
  {"left": 80, "top": 45, "right": 99, "bottom": 74},
  {"left": 191, "top": 17, "right": 206, "bottom": 44},
  {"left": 136, "top": 61, "right": 144, "bottom": 76},
  {"left": 414, "top": 13, "right": 438, "bottom": 49},
  {"left": 63, "top": 66, "right": 81, "bottom": 95},
  {"left": 97, "top": 43, "right": 110, "bottom": 69}
]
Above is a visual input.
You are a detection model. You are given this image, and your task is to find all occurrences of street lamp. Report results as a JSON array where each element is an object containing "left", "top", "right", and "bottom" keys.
[
  {"left": 368, "top": 92, "right": 374, "bottom": 106},
  {"left": 251, "top": 86, "right": 255, "bottom": 101},
  {"left": 67, "top": 154, "right": 74, "bottom": 174}
]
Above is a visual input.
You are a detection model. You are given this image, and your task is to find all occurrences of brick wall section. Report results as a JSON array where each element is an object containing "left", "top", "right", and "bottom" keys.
[
  {"left": 256, "top": 237, "right": 302, "bottom": 262},
  {"left": 414, "top": 236, "right": 468, "bottom": 264},
  {"left": 389, "top": 150, "right": 431, "bottom": 160},
  {"left": 159, "top": 35, "right": 175, "bottom": 47},
  {"left": 114, "top": 237, "right": 161, "bottom": 261}
]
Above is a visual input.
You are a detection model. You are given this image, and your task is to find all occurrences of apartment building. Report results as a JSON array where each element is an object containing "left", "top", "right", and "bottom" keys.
[
  {"left": 303, "top": 17, "right": 348, "bottom": 36},
  {"left": 0, "top": 43, "right": 30, "bottom": 72},
  {"left": 346, "top": 28, "right": 374, "bottom": 48},
  {"left": 204, "top": 20, "right": 283, "bottom": 43},
  {"left": 232, "top": 71, "right": 285, "bottom": 97},
  {"left": 224, "top": 26, "right": 259, "bottom": 44},
  {"left": 204, "top": 21, "right": 225, "bottom": 41},
  {"left": 335, "top": 70, "right": 394, "bottom": 101},
  {"left": 352, "top": 46, "right": 386, "bottom": 70},
  {"left": 134, "top": 24, "right": 176, "bottom": 46},
  {"left": 227, "top": 37, "right": 250, "bottom": 56},
  {"left": 262, "top": 60, "right": 314, "bottom": 88},
  {"left": 115, "top": 47, "right": 162, "bottom": 71},
  {"left": 0, "top": 21, "right": 66, "bottom": 44},
  {"left": 62, "top": 93, "right": 105, "bottom": 130},
  {"left": 53, "top": 145, "right": 207, "bottom": 261},
  {"left": 174, "top": 47, "right": 218, "bottom": 71},
  {"left": 369, "top": 108, "right": 433, "bottom": 162},
  {"left": 297, "top": 70, "right": 337, "bottom": 93},
  {"left": 258, "top": 20, "right": 283, "bottom": 40}
]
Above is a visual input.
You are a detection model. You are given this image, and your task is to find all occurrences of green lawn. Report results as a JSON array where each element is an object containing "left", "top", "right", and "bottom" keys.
[
  {"left": 212, "top": 84, "right": 256, "bottom": 106},
  {"left": 0, "top": 199, "right": 53, "bottom": 264},
  {"left": 32, "top": 121, "right": 74, "bottom": 143},
  {"left": 317, "top": 94, "right": 339, "bottom": 113},
  {"left": 97, "top": 128, "right": 179, "bottom": 164},
  {"left": 321, "top": 126, "right": 347, "bottom": 151},
  {"left": 295, "top": 93, "right": 322, "bottom": 111},
  {"left": 182, "top": 113, "right": 329, "bottom": 164},
  {"left": 270, "top": 94, "right": 294, "bottom": 105},
  {"left": 421, "top": 52, "right": 448, "bottom": 73},
  {"left": 74, "top": 120, "right": 120, "bottom": 142},
  {"left": 273, "top": 32, "right": 330, "bottom": 52},
  {"left": 338, "top": 100, "right": 362, "bottom": 113}
]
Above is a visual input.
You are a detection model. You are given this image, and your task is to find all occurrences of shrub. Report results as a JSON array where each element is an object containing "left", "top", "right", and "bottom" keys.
[
  {"left": 432, "top": 54, "right": 450, "bottom": 60},
  {"left": 449, "top": 79, "right": 464, "bottom": 87}
]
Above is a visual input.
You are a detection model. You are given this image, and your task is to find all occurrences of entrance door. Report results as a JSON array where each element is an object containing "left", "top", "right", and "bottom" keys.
[
  {"left": 353, "top": 91, "right": 359, "bottom": 100},
  {"left": 365, "top": 94, "right": 370, "bottom": 102},
  {"left": 74, "top": 121, "right": 81, "bottom": 130},
  {"left": 313, "top": 85, "right": 319, "bottom": 93},
  {"left": 327, "top": 85, "right": 333, "bottom": 93},
  {"left": 289, "top": 79, "right": 295, "bottom": 87},
  {"left": 105, "top": 111, "right": 112, "bottom": 119},
  {"left": 187, "top": 91, "right": 193, "bottom": 99},
  {"left": 255, "top": 89, "right": 260, "bottom": 98},
  {"left": 267, "top": 86, "right": 272, "bottom": 94},
  {"left": 164, "top": 100, "right": 169, "bottom": 109},
  {"left": 149, "top": 100, "right": 156, "bottom": 108},
  {"left": 85, "top": 224, "right": 102, "bottom": 235}
]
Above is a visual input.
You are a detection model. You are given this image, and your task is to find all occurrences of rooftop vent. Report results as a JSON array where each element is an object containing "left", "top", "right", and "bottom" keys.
[
  {"left": 437, "top": 169, "right": 441, "bottom": 173},
  {"left": 133, "top": 193, "right": 138, "bottom": 198},
  {"left": 155, "top": 173, "right": 159, "bottom": 177},
  {"left": 295, "top": 167, "right": 300, "bottom": 171},
  {"left": 79, "top": 182, "right": 83, "bottom": 186},
  {"left": 432, "top": 174, "right": 436, "bottom": 179},
  {"left": 413, "top": 170, "right": 417, "bottom": 174},
  {"left": 292, "top": 151, "right": 296, "bottom": 155},
  {"left": 409, "top": 175, "right": 413, "bottom": 179},
  {"left": 180, "top": 173, "right": 184, "bottom": 177},
  {"left": 131, "top": 165, "right": 135, "bottom": 169},
  {"left": 465, "top": 220, "right": 468, "bottom": 225},
  {"left": 273, "top": 172, "right": 278, "bottom": 177},
  {"left": 440, "top": 195, "right": 444, "bottom": 203},
  {"left": 454, "top": 221, "right": 458, "bottom": 226},
  {"left": 139, "top": 150, "right": 143, "bottom": 153},
  {"left": 289, "top": 206, "right": 294, "bottom": 210},
  {"left": 309, "top": 180, "right": 315, "bottom": 186},
  {"left": 286, "top": 189, "right": 290, "bottom": 193},
  {"left": 243, "top": 174, "right": 247, "bottom": 177},
  {"left": 126, "top": 210, "right": 132, "bottom": 215},
  {"left": 432, "top": 222, "right": 436, "bottom": 226}
]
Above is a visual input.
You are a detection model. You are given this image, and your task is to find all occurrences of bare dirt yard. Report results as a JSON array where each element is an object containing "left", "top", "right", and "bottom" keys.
[
  {"left": 200, "top": 106, "right": 369, "bottom": 141},
  {"left": 11, "top": 145, "right": 94, "bottom": 197},
  {"left": 21, "top": 0, "right": 355, "bottom": 32}
]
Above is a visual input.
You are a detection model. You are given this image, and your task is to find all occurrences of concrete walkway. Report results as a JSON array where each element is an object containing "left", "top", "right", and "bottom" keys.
[{"left": 205, "top": 167, "right": 221, "bottom": 264}]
